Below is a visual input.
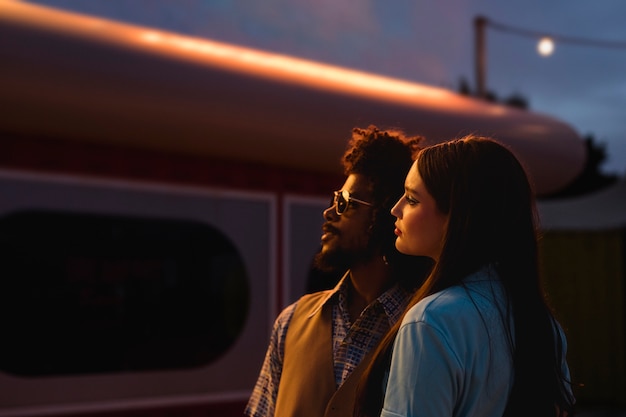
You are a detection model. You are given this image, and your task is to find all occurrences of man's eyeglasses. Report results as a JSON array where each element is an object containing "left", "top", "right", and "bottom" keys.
[{"left": 331, "top": 190, "right": 373, "bottom": 215}]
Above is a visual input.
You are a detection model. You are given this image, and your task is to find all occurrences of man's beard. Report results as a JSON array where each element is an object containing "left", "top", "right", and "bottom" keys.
[{"left": 313, "top": 243, "right": 376, "bottom": 273}]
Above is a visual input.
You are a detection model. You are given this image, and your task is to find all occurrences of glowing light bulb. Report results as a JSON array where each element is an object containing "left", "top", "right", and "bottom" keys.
[{"left": 537, "top": 37, "right": 555, "bottom": 56}]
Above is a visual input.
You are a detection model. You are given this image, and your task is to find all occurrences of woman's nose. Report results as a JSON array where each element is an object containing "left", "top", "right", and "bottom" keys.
[{"left": 390, "top": 199, "right": 402, "bottom": 218}]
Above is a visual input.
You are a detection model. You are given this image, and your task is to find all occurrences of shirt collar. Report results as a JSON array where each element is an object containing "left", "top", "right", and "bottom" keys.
[
  {"left": 306, "top": 271, "right": 349, "bottom": 318},
  {"left": 306, "top": 271, "right": 413, "bottom": 325},
  {"left": 377, "top": 283, "right": 413, "bottom": 325}
]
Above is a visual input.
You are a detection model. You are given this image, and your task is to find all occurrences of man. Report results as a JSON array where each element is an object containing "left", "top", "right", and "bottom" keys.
[{"left": 245, "top": 126, "right": 432, "bottom": 417}]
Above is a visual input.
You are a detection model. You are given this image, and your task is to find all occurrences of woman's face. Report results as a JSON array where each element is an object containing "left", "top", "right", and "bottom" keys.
[{"left": 391, "top": 161, "right": 448, "bottom": 261}]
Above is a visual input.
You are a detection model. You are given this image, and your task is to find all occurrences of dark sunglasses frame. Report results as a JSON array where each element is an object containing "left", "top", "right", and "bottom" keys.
[{"left": 331, "top": 190, "right": 373, "bottom": 215}]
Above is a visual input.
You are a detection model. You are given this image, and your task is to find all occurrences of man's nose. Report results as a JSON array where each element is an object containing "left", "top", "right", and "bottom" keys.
[{"left": 323, "top": 205, "right": 338, "bottom": 221}]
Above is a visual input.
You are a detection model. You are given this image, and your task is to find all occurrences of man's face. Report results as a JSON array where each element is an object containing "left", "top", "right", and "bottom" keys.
[{"left": 315, "top": 174, "right": 376, "bottom": 272}]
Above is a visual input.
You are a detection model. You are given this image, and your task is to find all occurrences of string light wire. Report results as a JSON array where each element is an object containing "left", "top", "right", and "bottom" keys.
[{"left": 483, "top": 17, "right": 626, "bottom": 50}]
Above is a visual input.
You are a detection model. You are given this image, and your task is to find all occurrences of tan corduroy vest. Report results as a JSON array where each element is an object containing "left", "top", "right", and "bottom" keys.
[{"left": 274, "top": 290, "right": 373, "bottom": 417}]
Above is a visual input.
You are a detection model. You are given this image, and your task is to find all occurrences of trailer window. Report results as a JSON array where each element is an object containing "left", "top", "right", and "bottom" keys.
[{"left": 0, "top": 210, "right": 249, "bottom": 376}]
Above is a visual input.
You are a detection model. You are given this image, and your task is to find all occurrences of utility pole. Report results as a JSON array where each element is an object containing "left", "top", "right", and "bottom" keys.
[{"left": 474, "top": 15, "right": 487, "bottom": 98}]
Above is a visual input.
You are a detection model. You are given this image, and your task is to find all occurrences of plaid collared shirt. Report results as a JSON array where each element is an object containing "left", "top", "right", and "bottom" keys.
[{"left": 244, "top": 273, "right": 412, "bottom": 417}]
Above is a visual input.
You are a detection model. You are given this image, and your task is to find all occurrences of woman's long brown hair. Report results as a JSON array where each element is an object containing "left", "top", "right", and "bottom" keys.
[{"left": 354, "top": 136, "right": 575, "bottom": 417}]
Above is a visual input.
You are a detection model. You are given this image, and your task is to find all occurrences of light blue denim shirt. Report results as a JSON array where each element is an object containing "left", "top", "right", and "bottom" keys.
[{"left": 381, "top": 265, "right": 571, "bottom": 417}]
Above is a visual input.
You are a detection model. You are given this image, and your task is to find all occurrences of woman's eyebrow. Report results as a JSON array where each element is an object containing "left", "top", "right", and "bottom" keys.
[{"left": 404, "top": 186, "right": 420, "bottom": 196}]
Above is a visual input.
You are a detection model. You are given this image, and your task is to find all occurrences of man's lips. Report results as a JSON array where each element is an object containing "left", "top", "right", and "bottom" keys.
[{"left": 321, "top": 224, "right": 339, "bottom": 241}]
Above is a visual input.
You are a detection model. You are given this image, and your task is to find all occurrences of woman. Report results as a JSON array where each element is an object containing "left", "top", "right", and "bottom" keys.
[{"left": 355, "top": 136, "right": 575, "bottom": 417}]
